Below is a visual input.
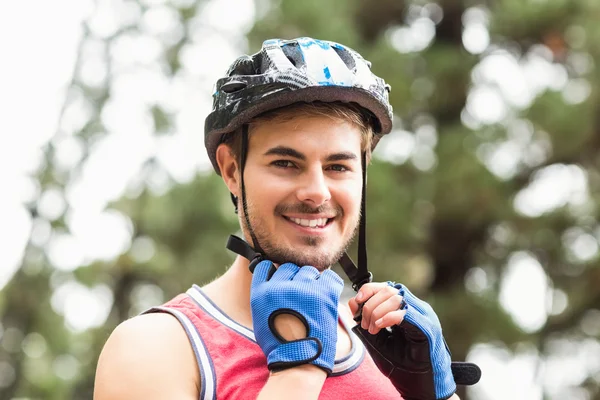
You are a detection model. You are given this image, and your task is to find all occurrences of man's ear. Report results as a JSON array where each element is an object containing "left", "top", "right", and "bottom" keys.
[{"left": 216, "top": 143, "right": 240, "bottom": 198}]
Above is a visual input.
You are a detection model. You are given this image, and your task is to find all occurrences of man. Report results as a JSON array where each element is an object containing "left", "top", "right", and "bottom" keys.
[{"left": 94, "top": 37, "right": 479, "bottom": 400}]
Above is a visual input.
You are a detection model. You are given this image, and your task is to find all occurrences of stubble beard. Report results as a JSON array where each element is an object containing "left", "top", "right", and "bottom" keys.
[{"left": 239, "top": 199, "right": 359, "bottom": 271}]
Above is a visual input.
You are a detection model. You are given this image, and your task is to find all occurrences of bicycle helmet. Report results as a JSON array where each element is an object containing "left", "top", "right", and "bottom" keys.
[{"left": 205, "top": 37, "right": 393, "bottom": 174}]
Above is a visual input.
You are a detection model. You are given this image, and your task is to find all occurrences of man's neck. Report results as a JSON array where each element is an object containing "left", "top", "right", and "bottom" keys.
[{"left": 201, "top": 255, "right": 254, "bottom": 329}]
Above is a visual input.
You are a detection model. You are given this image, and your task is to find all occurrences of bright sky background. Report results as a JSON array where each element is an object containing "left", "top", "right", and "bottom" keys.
[{"left": 1, "top": 1, "right": 598, "bottom": 399}]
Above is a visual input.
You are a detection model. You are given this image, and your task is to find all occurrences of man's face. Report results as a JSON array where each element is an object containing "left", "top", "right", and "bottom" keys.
[{"left": 240, "top": 115, "right": 364, "bottom": 271}]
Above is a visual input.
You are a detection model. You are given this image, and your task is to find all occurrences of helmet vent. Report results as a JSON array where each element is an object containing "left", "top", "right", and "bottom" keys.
[
  {"left": 281, "top": 43, "right": 305, "bottom": 69},
  {"left": 331, "top": 46, "right": 356, "bottom": 71},
  {"left": 221, "top": 80, "right": 248, "bottom": 93},
  {"left": 227, "top": 55, "right": 257, "bottom": 76}
]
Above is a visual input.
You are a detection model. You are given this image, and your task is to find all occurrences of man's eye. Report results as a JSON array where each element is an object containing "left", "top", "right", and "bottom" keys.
[
  {"left": 329, "top": 164, "right": 349, "bottom": 172},
  {"left": 272, "top": 160, "right": 296, "bottom": 168}
]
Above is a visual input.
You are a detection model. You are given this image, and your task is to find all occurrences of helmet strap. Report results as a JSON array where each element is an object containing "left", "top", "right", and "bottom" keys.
[
  {"left": 358, "top": 151, "right": 369, "bottom": 282},
  {"left": 337, "top": 151, "right": 372, "bottom": 291},
  {"left": 230, "top": 192, "right": 238, "bottom": 213},
  {"left": 239, "top": 124, "right": 265, "bottom": 255}
]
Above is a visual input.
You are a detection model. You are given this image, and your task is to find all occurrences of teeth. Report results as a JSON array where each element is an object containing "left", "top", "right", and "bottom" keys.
[{"left": 289, "top": 217, "right": 328, "bottom": 228}]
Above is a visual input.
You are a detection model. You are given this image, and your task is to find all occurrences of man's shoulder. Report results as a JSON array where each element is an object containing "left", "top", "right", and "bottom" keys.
[
  {"left": 114, "top": 312, "right": 188, "bottom": 344},
  {"left": 94, "top": 313, "right": 199, "bottom": 399}
]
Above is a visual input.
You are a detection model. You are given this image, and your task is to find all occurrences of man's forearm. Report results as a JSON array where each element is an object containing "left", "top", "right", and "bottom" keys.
[{"left": 257, "top": 365, "right": 327, "bottom": 400}]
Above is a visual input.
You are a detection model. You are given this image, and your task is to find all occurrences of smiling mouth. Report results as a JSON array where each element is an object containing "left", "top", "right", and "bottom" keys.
[{"left": 283, "top": 216, "right": 333, "bottom": 229}]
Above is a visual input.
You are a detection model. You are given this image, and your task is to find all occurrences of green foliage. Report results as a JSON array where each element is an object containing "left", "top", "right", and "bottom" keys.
[{"left": 3, "top": 0, "right": 600, "bottom": 399}]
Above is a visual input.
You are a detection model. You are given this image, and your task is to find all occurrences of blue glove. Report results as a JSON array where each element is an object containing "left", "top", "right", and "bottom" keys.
[
  {"left": 352, "top": 282, "right": 481, "bottom": 400},
  {"left": 250, "top": 260, "right": 344, "bottom": 374}
]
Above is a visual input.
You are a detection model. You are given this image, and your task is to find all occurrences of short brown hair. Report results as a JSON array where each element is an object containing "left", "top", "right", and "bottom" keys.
[{"left": 222, "top": 101, "right": 375, "bottom": 165}]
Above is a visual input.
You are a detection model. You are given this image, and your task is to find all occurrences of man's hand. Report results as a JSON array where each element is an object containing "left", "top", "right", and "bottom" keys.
[
  {"left": 349, "top": 282, "right": 481, "bottom": 400},
  {"left": 348, "top": 282, "right": 407, "bottom": 335},
  {"left": 250, "top": 260, "right": 344, "bottom": 374}
]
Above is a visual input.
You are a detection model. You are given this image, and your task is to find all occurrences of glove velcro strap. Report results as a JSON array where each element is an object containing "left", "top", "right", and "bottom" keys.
[
  {"left": 267, "top": 338, "right": 325, "bottom": 372},
  {"left": 451, "top": 362, "right": 481, "bottom": 385}
]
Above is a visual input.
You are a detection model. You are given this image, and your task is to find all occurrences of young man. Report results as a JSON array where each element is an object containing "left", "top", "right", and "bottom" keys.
[{"left": 94, "top": 38, "right": 479, "bottom": 400}]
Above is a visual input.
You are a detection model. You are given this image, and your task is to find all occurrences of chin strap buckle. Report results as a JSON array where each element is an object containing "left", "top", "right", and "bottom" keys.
[
  {"left": 352, "top": 272, "right": 373, "bottom": 292},
  {"left": 248, "top": 254, "right": 264, "bottom": 273},
  {"left": 226, "top": 234, "right": 264, "bottom": 273}
]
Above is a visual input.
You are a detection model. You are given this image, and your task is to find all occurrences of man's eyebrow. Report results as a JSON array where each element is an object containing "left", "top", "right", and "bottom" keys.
[
  {"left": 263, "top": 146, "right": 306, "bottom": 160},
  {"left": 263, "top": 146, "right": 359, "bottom": 162},
  {"left": 325, "top": 152, "right": 358, "bottom": 162}
]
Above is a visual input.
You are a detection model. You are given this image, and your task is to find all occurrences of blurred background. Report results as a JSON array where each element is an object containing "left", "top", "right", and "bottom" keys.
[{"left": 1, "top": 0, "right": 600, "bottom": 399}]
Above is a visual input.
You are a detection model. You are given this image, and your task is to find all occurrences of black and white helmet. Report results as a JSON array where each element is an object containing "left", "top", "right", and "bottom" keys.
[{"left": 204, "top": 37, "right": 393, "bottom": 174}]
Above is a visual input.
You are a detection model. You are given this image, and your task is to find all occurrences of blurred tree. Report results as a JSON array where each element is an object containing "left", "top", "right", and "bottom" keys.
[{"left": 2, "top": 0, "right": 600, "bottom": 399}]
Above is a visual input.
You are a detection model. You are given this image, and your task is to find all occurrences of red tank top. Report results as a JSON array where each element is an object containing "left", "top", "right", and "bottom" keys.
[{"left": 145, "top": 285, "right": 402, "bottom": 400}]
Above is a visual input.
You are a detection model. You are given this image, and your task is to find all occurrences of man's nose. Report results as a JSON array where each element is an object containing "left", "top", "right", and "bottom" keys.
[{"left": 296, "top": 167, "right": 331, "bottom": 207}]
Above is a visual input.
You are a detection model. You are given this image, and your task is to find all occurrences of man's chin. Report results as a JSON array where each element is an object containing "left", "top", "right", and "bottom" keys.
[{"left": 266, "top": 249, "right": 338, "bottom": 270}]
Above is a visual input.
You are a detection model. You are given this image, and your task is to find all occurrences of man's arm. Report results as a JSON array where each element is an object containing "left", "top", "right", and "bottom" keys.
[
  {"left": 94, "top": 313, "right": 199, "bottom": 400},
  {"left": 249, "top": 261, "right": 343, "bottom": 399}
]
